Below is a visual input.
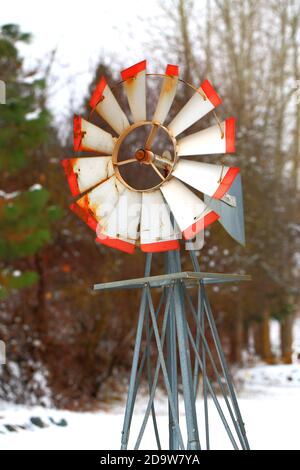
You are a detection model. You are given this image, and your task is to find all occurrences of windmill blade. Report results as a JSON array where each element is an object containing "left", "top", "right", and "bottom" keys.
[
  {"left": 140, "top": 190, "right": 181, "bottom": 252},
  {"left": 172, "top": 159, "right": 239, "bottom": 199},
  {"left": 204, "top": 174, "right": 245, "bottom": 245},
  {"left": 61, "top": 156, "right": 114, "bottom": 197},
  {"left": 168, "top": 79, "right": 221, "bottom": 137},
  {"left": 177, "top": 117, "right": 235, "bottom": 156},
  {"left": 121, "top": 60, "right": 147, "bottom": 122},
  {"left": 152, "top": 64, "right": 179, "bottom": 125},
  {"left": 96, "top": 189, "right": 142, "bottom": 254},
  {"left": 70, "top": 175, "right": 125, "bottom": 232},
  {"left": 89, "top": 76, "right": 129, "bottom": 135},
  {"left": 160, "top": 178, "right": 219, "bottom": 240},
  {"left": 73, "top": 115, "right": 115, "bottom": 154}
]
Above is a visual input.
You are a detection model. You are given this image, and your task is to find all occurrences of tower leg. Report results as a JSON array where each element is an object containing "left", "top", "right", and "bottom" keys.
[
  {"left": 165, "top": 252, "right": 179, "bottom": 450},
  {"left": 171, "top": 250, "right": 201, "bottom": 450},
  {"left": 202, "top": 285, "right": 250, "bottom": 450},
  {"left": 120, "top": 254, "right": 152, "bottom": 450},
  {"left": 174, "top": 281, "right": 201, "bottom": 450},
  {"left": 166, "top": 297, "right": 178, "bottom": 449}
]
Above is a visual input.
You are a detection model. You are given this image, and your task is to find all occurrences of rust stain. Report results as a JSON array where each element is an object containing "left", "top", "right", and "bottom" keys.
[
  {"left": 126, "top": 77, "right": 136, "bottom": 88},
  {"left": 79, "top": 193, "right": 97, "bottom": 218},
  {"left": 76, "top": 194, "right": 95, "bottom": 220},
  {"left": 62, "top": 158, "right": 78, "bottom": 177},
  {"left": 71, "top": 195, "right": 98, "bottom": 232},
  {"left": 163, "top": 76, "right": 176, "bottom": 94}
]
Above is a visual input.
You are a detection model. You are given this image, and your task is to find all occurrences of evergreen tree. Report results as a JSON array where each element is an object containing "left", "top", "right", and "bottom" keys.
[{"left": 0, "top": 24, "right": 62, "bottom": 298}]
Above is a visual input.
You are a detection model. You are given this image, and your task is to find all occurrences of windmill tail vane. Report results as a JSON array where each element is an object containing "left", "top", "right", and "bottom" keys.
[{"left": 61, "top": 60, "right": 245, "bottom": 253}]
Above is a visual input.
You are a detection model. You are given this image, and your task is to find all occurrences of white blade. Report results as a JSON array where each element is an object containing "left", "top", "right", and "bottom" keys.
[
  {"left": 70, "top": 175, "right": 125, "bottom": 232},
  {"left": 89, "top": 76, "right": 129, "bottom": 135},
  {"left": 177, "top": 117, "right": 235, "bottom": 156},
  {"left": 168, "top": 79, "right": 221, "bottom": 137},
  {"left": 73, "top": 115, "right": 115, "bottom": 154},
  {"left": 172, "top": 159, "right": 240, "bottom": 199},
  {"left": 140, "top": 190, "right": 181, "bottom": 252},
  {"left": 160, "top": 178, "right": 219, "bottom": 240},
  {"left": 152, "top": 64, "right": 179, "bottom": 124},
  {"left": 61, "top": 156, "right": 114, "bottom": 197},
  {"left": 121, "top": 60, "right": 146, "bottom": 122},
  {"left": 96, "top": 189, "right": 142, "bottom": 254}
]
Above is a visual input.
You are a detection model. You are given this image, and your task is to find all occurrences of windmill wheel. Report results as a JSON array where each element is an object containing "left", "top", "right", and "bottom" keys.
[{"left": 62, "top": 61, "right": 244, "bottom": 254}]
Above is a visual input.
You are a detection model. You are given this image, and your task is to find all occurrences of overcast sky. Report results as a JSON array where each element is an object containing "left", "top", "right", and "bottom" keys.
[{"left": 1, "top": 0, "right": 161, "bottom": 127}]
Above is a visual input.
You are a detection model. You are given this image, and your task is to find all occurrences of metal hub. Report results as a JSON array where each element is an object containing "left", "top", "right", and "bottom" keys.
[
  {"left": 112, "top": 120, "right": 178, "bottom": 192},
  {"left": 134, "top": 148, "right": 151, "bottom": 164}
]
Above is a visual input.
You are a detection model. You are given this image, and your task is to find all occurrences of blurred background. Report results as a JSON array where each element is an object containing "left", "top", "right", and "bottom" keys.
[{"left": 0, "top": 0, "right": 299, "bottom": 449}]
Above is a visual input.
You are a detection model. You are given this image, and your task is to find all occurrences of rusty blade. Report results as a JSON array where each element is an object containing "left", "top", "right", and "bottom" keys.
[
  {"left": 70, "top": 175, "right": 125, "bottom": 233},
  {"left": 172, "top": 159, "right": 239, "bottom": 199},
  {"left": 74, "top": 116, "right": 116, "bottom": 154},
  {"left": 121, "top": 60, "right": 147, "bottom": 122},
  {"left": 152, "top": 64, "right": 179, "bottom": 125},
  {"left": 96, "top": 188, "right": 142, "bottom": 254},
  {"left": 168, "top": 79, "right": 222, "bottom": 137},
  {"left": 177, "top": 118, "right": 235, "bottom": 156},
  {"left": 160, "top": 178, "right": 219, "bottom": 240},
  {"left": 90, "top": 76, "right": 129, "bottom": 135},
  {"left": 61, "top": 156, "right": 114, "bottom": 197},
  {"left": 140, "top": 190, "right": 181, "bottom": 252}
]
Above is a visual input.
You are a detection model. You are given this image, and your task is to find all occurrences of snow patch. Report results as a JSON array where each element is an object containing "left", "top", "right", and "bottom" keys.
[
  {"left": 29, "top": 184, "right": 43, "bottom": 191},
  {"left": 0, "top": 190, "right": 20, "bottom": 199},
  {"left": 236, "top": 363, "right": 300, "bottom": 388},
  {"left": 0, "top": 381, "right": 300, "bottom": 449}
]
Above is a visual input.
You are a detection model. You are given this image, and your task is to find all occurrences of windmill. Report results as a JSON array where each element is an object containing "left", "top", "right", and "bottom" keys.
[{"left": 62, "top": 61, "right": 250, "bottom": 450}]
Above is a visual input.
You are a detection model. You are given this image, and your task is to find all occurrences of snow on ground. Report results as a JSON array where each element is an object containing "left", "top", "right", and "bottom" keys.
[
  {"left": 236, "top": 363, "right": 300, "bottom": 388},
  {"left": 269, "top": 317, "right": 300, "bottom": 362},
  {"left": 0, "top": 364, "right": 300, "bottom": 450}
]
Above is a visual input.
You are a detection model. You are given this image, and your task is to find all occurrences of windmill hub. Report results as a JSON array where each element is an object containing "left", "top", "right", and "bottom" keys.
[
  {"left": 134, "top": 149, "right": 172, "bottom": 168},
  {"left": 111, "top": 120, "right": 177, "bottom": 192},
  {"left": 134, "top": 148, "right": 151, "bottom": 164}
]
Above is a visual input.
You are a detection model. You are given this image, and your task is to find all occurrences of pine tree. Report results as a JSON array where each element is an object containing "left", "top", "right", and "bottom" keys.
[{"left": 0, "top": 24, "right": 62, "bottom": 298}]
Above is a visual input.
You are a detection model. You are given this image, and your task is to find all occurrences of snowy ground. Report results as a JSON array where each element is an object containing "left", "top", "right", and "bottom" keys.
[{"left": 1, "top": 364, "right": 300, "bottom": 450}]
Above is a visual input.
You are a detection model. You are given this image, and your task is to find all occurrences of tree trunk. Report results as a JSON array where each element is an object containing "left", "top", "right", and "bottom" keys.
[
  {"left": 178, "top": 0, "right": 195, "bottom": 84},
  {"left": 243, "top": 320, "right": 250, "bottom": 352},
  {"left": 229, "top": 308, "right": 243, "bottom": 364},
  {"left": 262, "top": 309, "right": 273, "bottom": 364},
  {"left": 280, "top": 313, "right": 294, "bottom": 364},
  {"left": 253, "top": 321, "right": 263, "bottom": 358},
  {"left": 253, "top": 311, "right": 273, "bottom": 363}
]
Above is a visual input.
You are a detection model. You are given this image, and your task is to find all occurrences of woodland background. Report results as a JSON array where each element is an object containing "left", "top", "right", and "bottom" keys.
[{"left": 0, "top": 0, "right": 299, "bottom": 410}]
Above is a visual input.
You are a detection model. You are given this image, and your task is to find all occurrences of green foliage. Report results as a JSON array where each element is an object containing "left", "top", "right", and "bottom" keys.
[
  {"left": 0, "top": 270, "right": 39, "bottom": 299},
  {"left": 0, "top": 24, "right": 62, "bottom": 297},
  {"left": 0, "top": 24, "right": 50, "bottom": 172},
  {"left": 0, "top": 187, "right": 63, "bottom": 260},
  {"left": 1, "top": 24, "right": 31, "bottom": 43}
]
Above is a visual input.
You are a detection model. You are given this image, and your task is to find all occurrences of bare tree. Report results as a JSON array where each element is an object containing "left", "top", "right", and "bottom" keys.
[{"left": 150, "top": 0, "right": 300, "bottom": 364}]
